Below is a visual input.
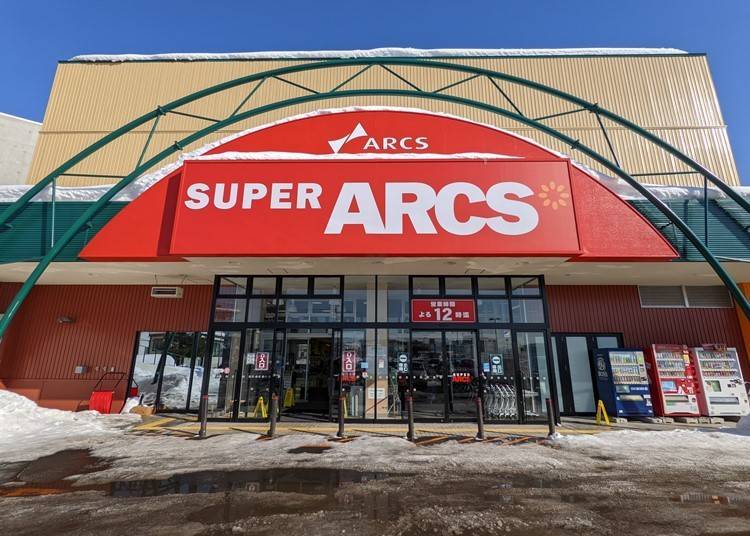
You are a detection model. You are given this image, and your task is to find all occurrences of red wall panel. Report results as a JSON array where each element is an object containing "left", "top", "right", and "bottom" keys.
[
  {"left": 1, "top": 282, "right": 746, "bottom": 410},
  {"left": 0, "top": 284, "right": 212, "bottom": 410},
  {"left": 547, "top": 285, "right": 749, "bottom": 378}
]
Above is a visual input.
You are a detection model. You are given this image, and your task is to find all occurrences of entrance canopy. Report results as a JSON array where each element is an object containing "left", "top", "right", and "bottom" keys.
[{"left": 80, "top": 109, "right": 677, "bottom": 262}]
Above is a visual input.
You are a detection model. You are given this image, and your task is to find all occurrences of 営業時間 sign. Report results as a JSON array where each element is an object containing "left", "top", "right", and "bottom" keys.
[{"left": 411, "top": 299, "right": 476, "bottom": 323}]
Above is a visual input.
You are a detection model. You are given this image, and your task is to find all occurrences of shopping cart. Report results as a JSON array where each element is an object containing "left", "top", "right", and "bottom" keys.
[{"left": 88, "top": 371, "right": 127, "bottom": 414}]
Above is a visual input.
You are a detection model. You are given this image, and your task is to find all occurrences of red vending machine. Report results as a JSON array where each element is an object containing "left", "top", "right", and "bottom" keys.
[{"left": 644, "top": 344, "right": 700, "bottom": 417}]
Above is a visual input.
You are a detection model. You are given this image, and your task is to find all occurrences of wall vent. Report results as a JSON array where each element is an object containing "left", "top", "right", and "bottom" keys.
[{"left": 150, "top": 286, "right": 184, "bottom": 299}]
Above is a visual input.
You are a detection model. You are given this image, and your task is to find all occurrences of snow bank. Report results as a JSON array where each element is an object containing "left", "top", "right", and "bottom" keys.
[
  {"left": 84, "top": 432, "right": 572, "bottom": 483},
  {"left": 0, "top": 390, "right": 140, "bottom": 463},
  {"left": 69, "top": 48, "right": 688, "bottom": 62},
  {"left": 555, "top": 429, "right": 750, "bottom": 470}
]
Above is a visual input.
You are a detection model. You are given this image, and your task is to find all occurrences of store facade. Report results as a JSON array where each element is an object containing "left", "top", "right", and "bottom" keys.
[{"left": 1, "top": 50, "right": 749, "bottom": 422}]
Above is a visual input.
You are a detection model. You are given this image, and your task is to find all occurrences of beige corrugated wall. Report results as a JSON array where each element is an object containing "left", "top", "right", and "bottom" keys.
[{"left": 27, "top": 54, "right": 740, "bottom": 187}]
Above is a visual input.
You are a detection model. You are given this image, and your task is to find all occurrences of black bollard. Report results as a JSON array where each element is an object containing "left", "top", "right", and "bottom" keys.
[
  {"left": 406, "top": 393, "right": 416, "bottom": 441},
  {"left": 475, "top": 395, "right": 486, "bottom": 440},
  {"left": 337, "top": 393, "right": 346, "bottom": 438},
  {"left": 267, "top": 393, "right": 278, "bottom": 437},
  {"left": 198, "top": 393, "right": 209, "bottom": 439},
  {"left": 546, "top": 398, "right": 557, "bottom": 438}
]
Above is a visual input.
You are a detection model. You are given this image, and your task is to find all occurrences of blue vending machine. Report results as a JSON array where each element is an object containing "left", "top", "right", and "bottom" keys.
[{"left": 594, "top": 349, "right": 654, "bottom": 419}]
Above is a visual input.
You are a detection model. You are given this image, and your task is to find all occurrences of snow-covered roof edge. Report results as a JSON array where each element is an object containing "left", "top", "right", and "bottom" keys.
[
  {"left": 68, "top": 47, "right": 689, "bottom": 62},
  {"left": 0, "top": 111, "right": 42, "bottom": 126}
]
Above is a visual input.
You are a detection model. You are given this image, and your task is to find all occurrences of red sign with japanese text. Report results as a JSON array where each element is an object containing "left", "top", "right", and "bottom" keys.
[
  {"left": 341, "top": 350, "right": 358, "bottom": 383},
  {"left": 411, "top": 299, "right": 476, "bottom": 323},
  {"left": 169, "top": 159, "right": 581, "bottom": 257},
  {"left": 255, "top": 352, "right": 270, "bottom": 371},
  {"left": 80, "top": 109, "right": 678, "bottom": 263}
]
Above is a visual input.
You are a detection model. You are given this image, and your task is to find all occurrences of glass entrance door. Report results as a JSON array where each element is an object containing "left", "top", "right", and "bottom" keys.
[
  {"left": 281, "top": 328, "right": 333, "bottom": 418},
  {"left": 445, "top": 331, "right": 479, "bottom": 419},
  {"left": 410, "top": 330, "right": 479, "bottom": 420},
  {"left": 551, "top": 333, "right": 622, "bottom": 416},
  {"left": 410, "top": 331, "right": 446, "bottom": 419}
]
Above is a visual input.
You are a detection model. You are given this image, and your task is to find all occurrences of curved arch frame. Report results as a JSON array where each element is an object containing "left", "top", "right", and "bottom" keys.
[{"left": 0, "top": 64, "right": 747, "bottom": 340}]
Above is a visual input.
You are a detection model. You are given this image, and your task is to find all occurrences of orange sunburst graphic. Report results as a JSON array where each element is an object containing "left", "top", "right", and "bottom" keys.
[{"left": 538, "top": 181, "right": 570, "bottom": 210}]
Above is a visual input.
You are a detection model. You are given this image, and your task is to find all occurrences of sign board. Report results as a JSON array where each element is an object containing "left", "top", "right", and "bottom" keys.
[
  {"left": 490, "top": 355, "right": 504, "bottom": 375},
  {"left": 81, "top": 109, "right": 678, "bottom": 263},
  {"left": 342, "top": 350, "right": 358, "bottom": 383},
  {"left": 255, "top": 352, "right": 270, "bottom": 371},
  {"left": 397, "top": 353, "right": 409, "bottom": 373},
  {"left": 170, "top": 159, "right": 580, "bottom": 257},
  {"left": 411, "top": 299, "right": 476, "bottom": 323}
]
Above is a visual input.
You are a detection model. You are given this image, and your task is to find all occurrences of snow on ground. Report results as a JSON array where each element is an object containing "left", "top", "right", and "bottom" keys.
[
  {"left": 75, "top": 427, "right": 750, "bottom": 485},
  {"left": 557, "top": 429, "right": 750, "bottom": 471},
  {"left": 0, "top": 390, "right": 140, "bottom": 463}
]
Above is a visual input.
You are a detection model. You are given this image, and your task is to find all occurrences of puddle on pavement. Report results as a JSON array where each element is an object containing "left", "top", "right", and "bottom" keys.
[
  {"left": 0, "top": 450, "right": 110, "bottom": 497},
  {"left": 110, "top": 467, "right": 390, "bottom": 497}
]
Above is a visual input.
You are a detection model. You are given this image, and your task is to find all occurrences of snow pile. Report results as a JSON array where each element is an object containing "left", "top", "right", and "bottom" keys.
[
  {"left": 84, "top": 432, "right": 569, "bottom": 483},
  {"left": 69, "top": 48, "right": 688, "bottom": 62},
  {"left": 555, "top": 429, "right": 750, "bottom": 470},
  {"left": 723, "top": 414, "right": 750, "bottom": 436},
  {"left": 0, "top": 390, "right": 140, "bottom": 462}
]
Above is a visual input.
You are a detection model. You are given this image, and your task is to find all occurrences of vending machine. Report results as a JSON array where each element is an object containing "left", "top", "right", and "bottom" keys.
[
  {"left": 689, "top": 345, "right": 750, "bottom": 418},
  {"left": 594, "top": 349, "right": 654, "bottom": 419},
  {"left": 644, "top": 344, "right": 700, "bottom": 417}
]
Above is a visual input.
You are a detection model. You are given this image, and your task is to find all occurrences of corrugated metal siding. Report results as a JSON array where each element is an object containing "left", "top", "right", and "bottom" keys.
[
  {"left": 0, "top": 284, "right": 212, "bottom": 380},
  {"left": 0, "top": 283, "right": 212, "bottom": 409},
  {"left": 27, "top": 55, "right": 739, "bottom": 188},
  {"left": 0, "top": 202, "right": 126, "bottom": 262},
  {"left": 630, "top": 199, "right": 750, "bottom": 260},
  {"left": 547, "top": 285, "right": 750, "bottom": 379}
]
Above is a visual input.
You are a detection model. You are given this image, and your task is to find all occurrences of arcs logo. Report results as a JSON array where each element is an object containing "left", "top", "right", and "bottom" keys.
[{"left": 328, "top": 123, "right": 429, "bottom": 153}]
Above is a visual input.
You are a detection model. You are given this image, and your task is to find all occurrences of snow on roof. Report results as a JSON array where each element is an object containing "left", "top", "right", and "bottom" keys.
[
  {"left": 68, "top": 47, "right": 688, "bottom": 62},
  {"left": 189, "top": 151, "right": 521, "bottom": 162},
  {"left": 0, "top": 111, "right": 42, "bottom": 126}
]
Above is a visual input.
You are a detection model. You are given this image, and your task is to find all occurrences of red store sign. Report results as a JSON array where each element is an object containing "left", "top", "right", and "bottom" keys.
[{"left": 411, "top": 299, "right": 476, "bottom": 323}]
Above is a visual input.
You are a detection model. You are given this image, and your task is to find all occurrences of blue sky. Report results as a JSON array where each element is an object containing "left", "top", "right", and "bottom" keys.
[{"left": 2, "top": 0, "right": 748, "bottom": 182}]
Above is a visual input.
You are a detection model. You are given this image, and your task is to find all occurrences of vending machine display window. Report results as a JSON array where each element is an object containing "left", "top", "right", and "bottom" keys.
[
  {"left": 644, "top": 344, "right": 700, "bottom": 417},
  {"left": 594, "top": 349, "right": 654, "bottom": 419},
  {"left": 690, "top": 346, "right": 750, "bottom": 417}
]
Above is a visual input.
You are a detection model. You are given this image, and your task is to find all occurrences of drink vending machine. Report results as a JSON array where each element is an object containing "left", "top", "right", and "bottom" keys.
[
  {"left": 644, "top": 344, "right": 700, "bottom": 417},
  {"left": 689, "top": 345, "right": 750, "bottom": 418},
  {"left": 594, "top": 349, "right": 654, "bottom": 419}
]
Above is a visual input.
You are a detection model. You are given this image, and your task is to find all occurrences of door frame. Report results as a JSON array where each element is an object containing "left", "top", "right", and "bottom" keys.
[
  {"left": 551, "top": 332, "right": 624, "bottom": 416},
  {"left": 409, "top": 328, "right": 480, "bottom": 423}
]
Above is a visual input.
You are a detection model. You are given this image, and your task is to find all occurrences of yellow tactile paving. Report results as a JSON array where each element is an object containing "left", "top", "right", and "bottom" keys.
[{"left": 129, "top": 419, "right": 605, "bottom": 437}]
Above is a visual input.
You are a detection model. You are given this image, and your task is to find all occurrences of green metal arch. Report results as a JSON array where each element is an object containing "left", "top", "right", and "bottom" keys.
[
  {"left": 2, "top": 58, "right": 748, "bottom": 229},
  {"left": 0, "top": 62, "right": 747, "bottom": 340}
]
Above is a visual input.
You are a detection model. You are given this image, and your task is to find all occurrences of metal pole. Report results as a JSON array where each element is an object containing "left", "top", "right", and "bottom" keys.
[
  {"left": 406, "top": 393, "right": 416, "bottom": 441},
  {"left": 50, "top": 178, "right": 56, "bottom": 248},
  {"left": 546, "top": 398, "right": 557, "bottom": 438},
  {"left": 337, "top": 392, "right": 346, "bottom": 438},
  {"left": 198, "top": 393, "right": 208, "bottom": 439},
  {"left": 704, "top": 175, "right": 709, "bottom": 248},
  {"left": 475, "top": 394, "right": 486, "bottom": 441},
  {"left": 267, "top": 393, "right": 278, "bottom": 437}
]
